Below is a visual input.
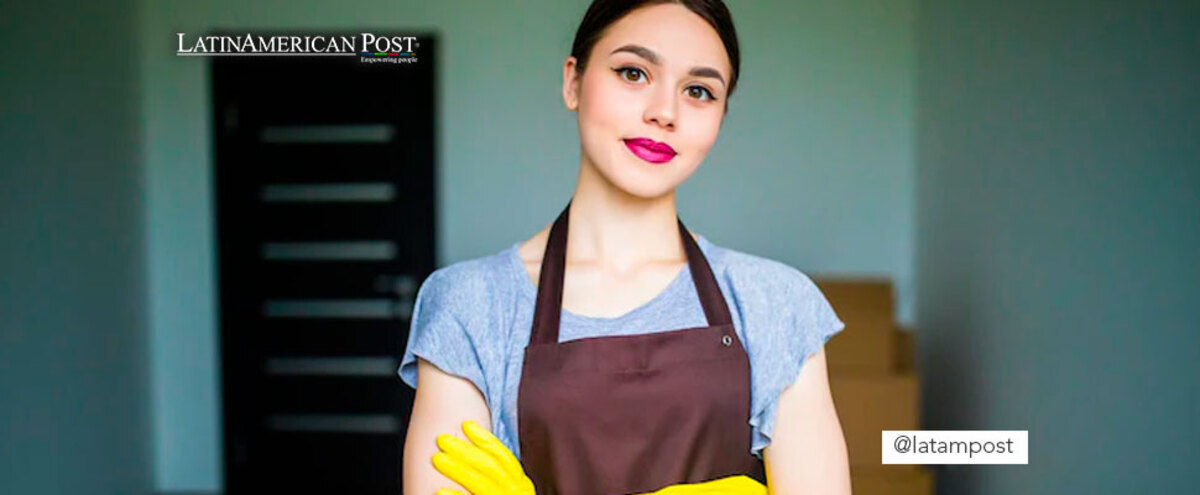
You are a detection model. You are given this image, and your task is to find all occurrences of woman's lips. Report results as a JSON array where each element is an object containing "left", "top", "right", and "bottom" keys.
[{"left": 623, "top": 138, "right": 676, "bottom": 164}]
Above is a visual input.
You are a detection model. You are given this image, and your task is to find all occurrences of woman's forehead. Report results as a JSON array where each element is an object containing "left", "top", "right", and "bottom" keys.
[{"left": 592, "top": 4, "right": 731, "bottom": 76}]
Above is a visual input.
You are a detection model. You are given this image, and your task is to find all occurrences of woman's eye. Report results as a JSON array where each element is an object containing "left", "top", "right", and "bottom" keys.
[
  {"left": 615, "top": 67, "right": 646, "bottom": 83},
  {"left": 686, "top": 86, "right": 716, "bottom": 102}
]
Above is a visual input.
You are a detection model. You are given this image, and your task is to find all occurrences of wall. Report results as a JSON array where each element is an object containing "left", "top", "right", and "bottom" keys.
[
  {"left": 915, "top": 0, "right": 1199, "bottom": 492},
  {"left": 0, "top": 0, "right": 153, "bottom": 493}
]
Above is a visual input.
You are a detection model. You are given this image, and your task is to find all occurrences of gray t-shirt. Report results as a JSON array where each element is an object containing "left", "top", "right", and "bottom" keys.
[{"left": 398, "top": 234, "right": 844, "bottom": 461}]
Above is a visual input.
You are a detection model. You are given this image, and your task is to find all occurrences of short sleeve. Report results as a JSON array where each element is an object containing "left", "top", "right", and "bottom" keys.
[
  {"left": 397, "top": 269, "right": 488, "bottom": 398},
  {"left": 747, "top": 268, "right": 845, "bottom": 460}
]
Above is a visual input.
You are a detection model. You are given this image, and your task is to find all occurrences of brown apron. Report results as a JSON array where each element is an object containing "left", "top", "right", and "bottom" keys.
[{"left": 517, "top": 202, "right": 767, "bottom": 495}]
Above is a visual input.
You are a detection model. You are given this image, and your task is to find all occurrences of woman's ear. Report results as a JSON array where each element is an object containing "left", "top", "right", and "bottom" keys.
[{"left": 562, "top": 56, "right": 580, "bottom": 111}]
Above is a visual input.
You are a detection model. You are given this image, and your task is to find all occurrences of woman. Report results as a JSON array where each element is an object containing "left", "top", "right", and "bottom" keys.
[{"left": 400, "top": 1, "right": 851, "bottom": 493}]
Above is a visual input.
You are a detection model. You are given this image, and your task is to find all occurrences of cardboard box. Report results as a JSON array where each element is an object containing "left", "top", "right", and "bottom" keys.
[
  {"left": 825, "top": 324, "right": 896, "bottom": 373},
  {"left": 813, "top": 278, "right": 895, "bottom": 333},
  {"left": 852, "top": 467, "right": 934, "bottom": 495},
  {"left": 830, "top": 373, "right": 920, "bottom": 468},
  {"left": 814, "top": 278, "right": 896, "bottom": 373},
  {"left": 895, "top": 326, "right": 916, "bottom": 372}
]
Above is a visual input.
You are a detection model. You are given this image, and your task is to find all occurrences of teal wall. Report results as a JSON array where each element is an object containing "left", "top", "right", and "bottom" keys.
[
  {"left": 916, "top": 0, "right": 1200, "bottom": 492},
  {"left": 140, "top": 0, "right": 915, "bottom": 490},
  {"left": 6, "top": 0, "right": 1197, "bottom": 493},
  {"left": 0, "top": 0, "right": 153, "bottom": 493}
]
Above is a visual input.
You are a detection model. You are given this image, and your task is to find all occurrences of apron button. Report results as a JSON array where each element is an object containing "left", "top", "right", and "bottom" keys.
[{"left": 722, "top": 335, "right": 732, "bottom": 346}]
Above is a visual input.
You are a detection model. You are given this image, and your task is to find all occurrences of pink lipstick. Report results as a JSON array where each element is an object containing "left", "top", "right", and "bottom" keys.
[{"left": 623, "top": 137, "right": 676, "bottom": 164}]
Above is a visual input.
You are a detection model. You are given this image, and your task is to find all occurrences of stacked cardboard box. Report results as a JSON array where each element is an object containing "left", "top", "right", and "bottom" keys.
[{"left": 814, "top": 278, "right": 933, "bottom": 495}]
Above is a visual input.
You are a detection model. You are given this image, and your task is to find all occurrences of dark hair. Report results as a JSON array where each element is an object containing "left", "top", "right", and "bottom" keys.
[{"left": 570, "top": 0, "right": 741, "bottom": 99}]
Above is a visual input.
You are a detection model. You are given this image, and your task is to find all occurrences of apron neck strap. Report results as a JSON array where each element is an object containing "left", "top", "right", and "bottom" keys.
[{"left": 531, "top": 200, "right": 732, "bottom": 346}]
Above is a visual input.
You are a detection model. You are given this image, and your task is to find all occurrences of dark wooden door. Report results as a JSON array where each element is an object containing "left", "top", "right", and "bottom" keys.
[{"left": 212, "top": 34, "right": 435, "bottom": 494}]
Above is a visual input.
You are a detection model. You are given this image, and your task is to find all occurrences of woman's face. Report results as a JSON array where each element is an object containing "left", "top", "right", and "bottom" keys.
[{"left": 564, "top": 3, "right": 732, "bottom": 199}]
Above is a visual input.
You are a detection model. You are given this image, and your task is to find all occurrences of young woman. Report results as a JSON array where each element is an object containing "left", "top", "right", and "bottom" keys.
[{"left": 400, "top": 1, "right": 851, "bottom": 493}]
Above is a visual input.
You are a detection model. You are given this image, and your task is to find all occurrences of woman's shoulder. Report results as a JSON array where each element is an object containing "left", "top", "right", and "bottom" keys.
[
  {"left": 699, "top": 235, "right": 822, "bottom": 296},
  {"left": 701, "top": 236, "right": 845, "bottom": 379},
  {"left": 416, "top": 244, "right": 523, "bottom": 307}
]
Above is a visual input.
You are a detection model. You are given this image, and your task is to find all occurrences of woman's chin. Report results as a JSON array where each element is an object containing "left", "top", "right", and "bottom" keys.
[
  {"left": 607, "top": 174, "right": 683, "bottom": 200},
  {"left": 583, "top": 153, "right": 691, "bottom": 199}
]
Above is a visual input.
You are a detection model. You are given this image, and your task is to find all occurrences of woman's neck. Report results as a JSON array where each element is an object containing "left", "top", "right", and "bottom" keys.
[{"left": 564, "top": 159, "right": 687, "bottom": 274}]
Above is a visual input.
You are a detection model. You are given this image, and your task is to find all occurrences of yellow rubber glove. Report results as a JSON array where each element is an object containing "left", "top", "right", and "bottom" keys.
[
  {"left": 431, "top": 420, "right": 766, "bottom": 495},
  {"left": 634, "top": 474, "right": 768, "bottom": 495},
  {"left": 431, "top": 420, "right": 535, "bottom": 495}
]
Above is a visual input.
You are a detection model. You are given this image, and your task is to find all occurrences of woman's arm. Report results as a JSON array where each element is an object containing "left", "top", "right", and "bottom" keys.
[
  {"left": 762, "top": 348, "right": 852, "bottom": 495},
  {"left": 402, "top": 357, "right": 492, "bottom": 495}
]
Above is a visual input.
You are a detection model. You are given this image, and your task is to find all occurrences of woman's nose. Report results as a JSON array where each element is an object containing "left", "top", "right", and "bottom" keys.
[{"left": 643, "top": 86, "right": 677, "bottom": 129}]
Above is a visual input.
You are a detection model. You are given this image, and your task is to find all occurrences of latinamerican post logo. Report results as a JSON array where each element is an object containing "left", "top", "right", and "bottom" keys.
[{"left": 176, "top": 32, "right": 420, "bottom": 64}]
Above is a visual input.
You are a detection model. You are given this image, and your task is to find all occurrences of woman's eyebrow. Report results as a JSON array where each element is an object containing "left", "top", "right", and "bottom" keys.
[
  {"left": 688, "top": 67, "right": 726, "bottom": 87},
  {"left": 610, "top": 43, "right": 726, "bottom": 87},
  {"left": 611, "top": 44, "right": 662, "bottom": 65}
]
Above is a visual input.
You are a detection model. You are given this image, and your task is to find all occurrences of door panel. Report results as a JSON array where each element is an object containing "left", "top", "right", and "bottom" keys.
[{"left": 212, "top": 33, "right": 435, "bottom": 494}]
